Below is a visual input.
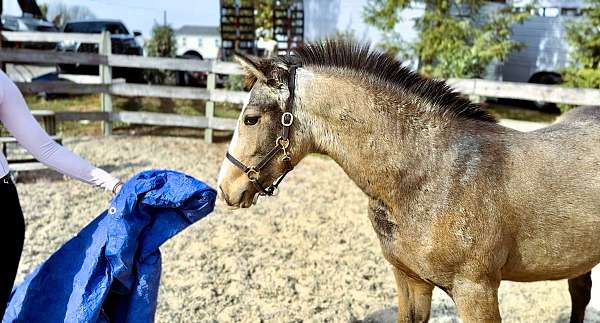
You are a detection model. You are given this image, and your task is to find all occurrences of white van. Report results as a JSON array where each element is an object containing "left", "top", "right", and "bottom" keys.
[{"left": 499, "top": 0, "right": 587, "bottom": 85}]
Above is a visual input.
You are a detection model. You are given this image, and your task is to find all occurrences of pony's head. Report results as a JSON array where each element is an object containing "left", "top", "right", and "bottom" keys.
[{"left": 217, "top": 53, "right": 309, "bottom": 208}]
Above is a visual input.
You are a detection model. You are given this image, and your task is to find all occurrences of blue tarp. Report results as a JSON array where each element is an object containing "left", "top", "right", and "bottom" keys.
[{"left": 3, "top": 170, "right": 216, "bottom": 323}]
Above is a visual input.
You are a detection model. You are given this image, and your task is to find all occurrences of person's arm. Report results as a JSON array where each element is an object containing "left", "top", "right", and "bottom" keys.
[{"left": 0, "top": 71, "right": 121, "bottom": 192}]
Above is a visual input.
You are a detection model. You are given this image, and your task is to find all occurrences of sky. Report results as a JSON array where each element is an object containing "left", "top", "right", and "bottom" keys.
[{"left": 2, "top": 0, "right": 221, "bottom": 36}]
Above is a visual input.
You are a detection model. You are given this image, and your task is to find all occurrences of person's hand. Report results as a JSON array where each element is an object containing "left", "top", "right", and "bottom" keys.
[{"left": 112, "top": 181, "right": 124, "bottom": 195}]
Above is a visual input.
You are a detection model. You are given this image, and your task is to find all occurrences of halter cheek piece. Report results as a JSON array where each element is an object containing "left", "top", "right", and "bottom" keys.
[{"left": 225, "top": 64, "right": 301, "bottom": 198}]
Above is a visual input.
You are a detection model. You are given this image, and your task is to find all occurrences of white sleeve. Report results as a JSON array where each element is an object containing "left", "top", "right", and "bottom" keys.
[{"left": 0, "top": 71, "right": 120, "bottom": 191}]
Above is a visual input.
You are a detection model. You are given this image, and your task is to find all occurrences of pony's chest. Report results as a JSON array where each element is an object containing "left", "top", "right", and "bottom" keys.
[
  {"left": 368, "top": 201, "right": 429, "bottom": 269},
  {"left": 367, "top": 199, "right": 454, "bottom": 286}
]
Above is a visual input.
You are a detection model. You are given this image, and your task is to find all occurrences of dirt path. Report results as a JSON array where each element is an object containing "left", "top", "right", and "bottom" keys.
[{"left": 13, "top": 135, "right": 599, "bottom": 322}]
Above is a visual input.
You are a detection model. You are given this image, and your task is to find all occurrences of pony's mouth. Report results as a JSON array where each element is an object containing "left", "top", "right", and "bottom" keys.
[
  {"left": 218, "top": 186, "right": 258, "bottom": 209},
  {"left": 238, "top": 189, "right": 258, "bottom": 208}
]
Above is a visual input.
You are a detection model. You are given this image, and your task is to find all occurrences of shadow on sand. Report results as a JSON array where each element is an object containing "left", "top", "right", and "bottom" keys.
[
  {"left": 556, "top": 307, "right": 600, "bottom": 322},
  {"left": 355, "top": 304, "right": 600, "bottom": 323},
  {"left": 355, "top": 302, "right": 460, "bottom": 323}
]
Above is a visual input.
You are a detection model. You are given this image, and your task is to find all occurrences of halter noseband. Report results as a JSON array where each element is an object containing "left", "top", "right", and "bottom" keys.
[{"left": 225, "top": 64, "right": 300, "bottom": 198}]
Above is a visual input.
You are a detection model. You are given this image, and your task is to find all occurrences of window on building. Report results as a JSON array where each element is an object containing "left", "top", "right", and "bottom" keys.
[
  {"left": 215, "top": 39, "right": 220, "bottom": 47},
  {"left": 536, "top": 7, "right": 560, "bottom": 17},
  {"left": 562, "top": 8, "right": 583, "bottom": 17},
  {"left": 198, "top": 38, "right": 203, "bottom": 47},
  {"left": 181, "top": 37, "right": 187, "bottom": 47}
]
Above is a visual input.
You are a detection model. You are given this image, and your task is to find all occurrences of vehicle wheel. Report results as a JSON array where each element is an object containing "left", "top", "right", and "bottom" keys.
[
  {"left": 125, "top": 68, "right": 145, "bottom": 84},
  {"left": 57, "top": 64, "right": 74, "bottom": 74},
  {"left": 176, "top": 53, "right": 205, "bottom": 87}
]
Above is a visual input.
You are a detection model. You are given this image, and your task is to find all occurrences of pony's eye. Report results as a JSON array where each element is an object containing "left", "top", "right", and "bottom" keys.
[
  {"left": 244, "top": 115, "right": 260, "bottom": 126},
  {"left": 266, "top": 79, "right": 279, "bottom": 87}
]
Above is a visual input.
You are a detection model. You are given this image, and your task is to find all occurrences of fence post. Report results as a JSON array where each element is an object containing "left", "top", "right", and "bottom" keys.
[
  {"left": 469, "top": 95, "right": 483, "bottom": 104},
  {"left": 0, "top": 4, "right": 4, "bottom": 71},
  {"left": 0, "top": 32, "right": 5, "bottom": 72},
  {"left": 99, "top": 31, "right": 113, "bottom": 136},
  {"left": 205, "top": 65, "right": 216, "bottom": 144}
]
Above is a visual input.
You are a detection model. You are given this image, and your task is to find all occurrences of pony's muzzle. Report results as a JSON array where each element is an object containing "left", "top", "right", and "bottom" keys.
[{"left": 217, "top": 182, "right": 258, "bottom": 209}]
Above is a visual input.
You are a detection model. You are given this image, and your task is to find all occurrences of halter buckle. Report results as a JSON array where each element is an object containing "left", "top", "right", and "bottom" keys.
[
  {"left": 246, "top": 168, "right": 260, "bottom": 181},
  {"left": 276, "top": 136, "right": 290, "bottom": 149},
  {"left": 281, "top": 112, "right": 294, "bottom": 127}
]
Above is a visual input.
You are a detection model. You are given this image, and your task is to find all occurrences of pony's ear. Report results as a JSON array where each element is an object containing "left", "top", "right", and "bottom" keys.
[{"left": 234, "top": 53, "right": 267, "bottom": 82}]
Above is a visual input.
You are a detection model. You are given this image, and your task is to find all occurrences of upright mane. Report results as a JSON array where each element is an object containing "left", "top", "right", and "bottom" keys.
[{"left": 281, "top": 40, "right": 496, "bottom": 123}]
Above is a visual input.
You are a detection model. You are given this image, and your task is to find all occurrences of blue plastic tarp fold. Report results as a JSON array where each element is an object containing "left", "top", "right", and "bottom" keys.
[{"left": 3, "top": 170, "right": 216, "bottom": 323}]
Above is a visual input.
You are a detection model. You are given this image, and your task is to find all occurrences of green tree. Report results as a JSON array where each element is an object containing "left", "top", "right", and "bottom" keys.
[
  {"left": 145, "top": 24, "right": 177, "bottom": 84},
  {"left": 146, "top": 24, "right": 177, "bottom": 58},
  {"left": 256, "top": 0, "right": 274, "bottom": 40},
  {"left": 561, "top": 0, "right": 600, "bottom": 103},
  {"left": 45, "top": 2, "right": 96, "bottom": 28},
  {"left": 363, "top": 1, "right": 531, "bottom": 78},
  {"left": 39, "top": 3, "right": 48, "bottom": 19},
  {"left": 565, "top": 1, "right": 600, "bottom": 70}
]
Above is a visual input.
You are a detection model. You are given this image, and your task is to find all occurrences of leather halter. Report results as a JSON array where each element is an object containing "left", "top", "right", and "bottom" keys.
[{"left": 225, "top": 64, "right": 300, "bottom": 197}]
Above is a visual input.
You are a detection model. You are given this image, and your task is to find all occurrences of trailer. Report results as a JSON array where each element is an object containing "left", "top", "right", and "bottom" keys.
[{"left": 500, "top": 0, "right": 587, "bottom": 85}]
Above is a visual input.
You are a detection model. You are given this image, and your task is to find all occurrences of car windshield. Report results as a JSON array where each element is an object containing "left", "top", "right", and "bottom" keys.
[{"left": 64, "top": 22, "right": 129, "bottom": 35}]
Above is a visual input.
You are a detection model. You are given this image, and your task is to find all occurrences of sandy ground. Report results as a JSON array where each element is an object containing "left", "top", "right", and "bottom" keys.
[{"left": 12, "top": 135, "right": 600, "bottom": 322}]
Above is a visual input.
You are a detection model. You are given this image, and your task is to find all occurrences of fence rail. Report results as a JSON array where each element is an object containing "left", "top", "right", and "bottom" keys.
[
  {"left": 1, "top": 31, "right": 102, "bottom": 44},
  {"left": 50, "top": 111, "right": 237, "bottom": 130},
  {"left": 0, "top": 48, "right": 245, "bottom": 74},
  {"left": 447, "top": 78, "right": 600, "bottom": 107},
  {"left": 2, "top": 30, "right": 600, "bottom": 142}
]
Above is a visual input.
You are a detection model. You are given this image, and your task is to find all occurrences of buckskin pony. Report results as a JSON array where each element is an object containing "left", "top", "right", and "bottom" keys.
[{"left": 217, "top": 40, "right": 600, "bottom": 323}]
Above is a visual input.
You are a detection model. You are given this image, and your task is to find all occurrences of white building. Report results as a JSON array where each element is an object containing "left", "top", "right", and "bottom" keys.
[{"left": 174, "top": 25, "right": 220, "bottom": 59}]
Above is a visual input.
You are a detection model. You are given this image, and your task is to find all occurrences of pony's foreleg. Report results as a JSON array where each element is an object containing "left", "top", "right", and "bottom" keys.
[
  {"left": 452, "top": 276, "right": 501, "bottom": 323},
  {"left": 568, "top": 271, "right": 592, "bottom": 323},
  {"left": 392, "top": 267, "right": 433, "bottom": 323}
]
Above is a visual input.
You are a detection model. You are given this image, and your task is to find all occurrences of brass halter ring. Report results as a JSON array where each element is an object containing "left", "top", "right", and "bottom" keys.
[
  {"left": 281, "top": 112, "right": 294, "bottom": 127},
  {"left": 247, "top": 168, "right": 260, "bottom": 181},
  {"left": 277, "top": 136, "right": 290, "bottom": 149}
]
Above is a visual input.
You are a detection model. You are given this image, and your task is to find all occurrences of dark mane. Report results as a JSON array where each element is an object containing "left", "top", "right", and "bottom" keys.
[{"left": 281, "top": 40, "right": 496, "bottom": 123}]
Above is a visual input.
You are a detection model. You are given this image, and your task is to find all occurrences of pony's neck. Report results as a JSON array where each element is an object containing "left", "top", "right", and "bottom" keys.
[{"left": 295, "top": 69, "right": 492, "bottom": 207}]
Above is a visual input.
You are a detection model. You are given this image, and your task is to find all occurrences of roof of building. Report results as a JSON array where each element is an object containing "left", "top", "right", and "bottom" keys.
[{"left": 175, "top": 25, "right": 220, "bottom": 36}]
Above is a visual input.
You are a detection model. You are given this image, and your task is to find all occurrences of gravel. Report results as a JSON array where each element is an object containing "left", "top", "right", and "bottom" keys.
[{"left": 13, "top": 135, "right": 600, "bottom": 322}]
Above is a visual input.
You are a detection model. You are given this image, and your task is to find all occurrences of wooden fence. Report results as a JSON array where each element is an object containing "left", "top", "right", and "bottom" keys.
[
  {"left": 0, "top": 31, "right": 246, "bottom": 143},
  {"left": 447, "top": 79, "right": 600, "bottom": 107},
  {"left": 2, "top": 31, "right": 600, "bottom": 143}
]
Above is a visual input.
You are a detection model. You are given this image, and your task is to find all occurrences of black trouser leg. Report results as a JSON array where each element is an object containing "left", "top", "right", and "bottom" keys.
[{"left": 0, "top": 175, "right": 25, "bottom": 318}]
